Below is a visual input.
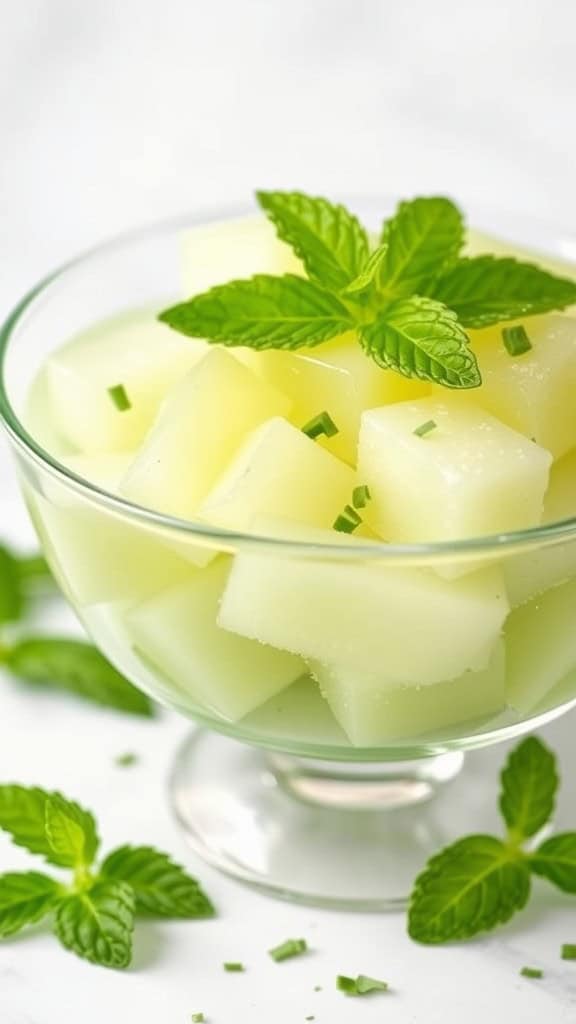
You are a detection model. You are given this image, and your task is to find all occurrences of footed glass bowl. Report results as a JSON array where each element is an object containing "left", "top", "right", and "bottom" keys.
[{"left": 2, "top": 202, "right": 576, "bottom": 909}]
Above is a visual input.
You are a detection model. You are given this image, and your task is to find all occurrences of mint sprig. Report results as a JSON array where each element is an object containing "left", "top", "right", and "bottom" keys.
[
  {"left": 0, "top": 784, "right": 214, "bottom": 969},
  {"left": 160, "top": 190, "right": 576, "bottom": 390},
  {"left": 409, "top": 736, "right": 576, "bottom": 944}
]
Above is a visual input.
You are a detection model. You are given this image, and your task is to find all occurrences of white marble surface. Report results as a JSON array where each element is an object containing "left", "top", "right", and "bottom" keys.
[{"left": 1, "top": 1, "right": 576, "bottom": 1020}]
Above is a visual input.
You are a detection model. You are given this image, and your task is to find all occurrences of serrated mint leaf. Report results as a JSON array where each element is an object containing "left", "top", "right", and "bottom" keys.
[
  {"left": 0, "top": 871, "right": 61, "bottom": 937},
  {"left": 45, "top": 794, "right": 99, "bottom": 869},
  {"left": 408, "top": 835, "right": 530, "bottom": 944},
  {"left": 257, "top": 191, "right": 369, "bottom": 291},
  {"left": 54, "top": 881, "right": 134, "bottom": 969},
  {"left": 530, "top": 833, "right": 576, "bottom": 893},
  {"left": 377, "top": 197, "right": 464, "bottom": 299},
  {"left": 430, "top": 256, "right": 576, "bottom": 327},
  {"left": 341, "top": 245, "right": 388, "bottom": 298},
  {"left": 0, "top": 785, "right": 96, "bottom": 868},
  {"left": 0, "top": 544, "right": 24, "bottom": 625},
  {"left": 499, "top": 736, "right": 558, "bottom": 841},
  {"left": 360, "top": 296, "right": 481, "bottom": 389},
  {"left": 159, "top": 275, "right": 355, "bottom": 349},
  {"left": 101, "top": 846, "right": 214, "bottom": 918},
  {"left": 4, "top": 638, "right": 154, "bottom": 717}
]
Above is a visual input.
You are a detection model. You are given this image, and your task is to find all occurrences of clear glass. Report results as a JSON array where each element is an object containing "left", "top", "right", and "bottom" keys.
[{"left": 2, "top": 201, "right": 576, "bottom": 907}]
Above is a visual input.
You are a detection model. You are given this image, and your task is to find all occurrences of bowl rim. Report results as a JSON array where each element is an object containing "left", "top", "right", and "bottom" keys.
[{"left": 2, "top": 200, "right": 576, "bottom": 562}]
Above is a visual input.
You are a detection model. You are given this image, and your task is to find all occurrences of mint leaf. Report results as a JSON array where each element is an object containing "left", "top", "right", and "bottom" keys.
[
  {"left": 54, "top": 880, "right": 134, "bottom": 969},
  {"left": 4, "top": 637, "right": 154, "bottom": 716},
  {"left": 0, "top": 785, "right": 86, "bottom": 867},
  {"left": 45, "top": 794, "right": 99, "bottom": 868},
  {"left": 257, "top": 190, "right": 369, "bottom": 291},
  {"left": 101, "top": 845, "right": 214, "bottom": 918},
  {"left": 341, "top": 245, "right": 387, "bottom": 298},
  {"left": 499, "top": 736, "right": 558, "bottom": 841},
  {"left": 0, "top": 544, "right": 24, "bottom": 625},
  {"left": 530, "top": 834, "right": 576, "bottom": 893},
  {"left": 360, "top": 296, "right": 481, "bottom": 389},
  {"left": 377, "top": 197, "right": 464, "bottom": 300},
  {"left": 408, "top": 835, "right": 530, "bottom": 943},
  {"left": 160, "top": 275, "right": 354, "bottom": 349},
  {"left": 0, "top": 872, "right": 61, "bottom": 937},
  {"left": 430, "top": 256, "right": 576, "bottom": 327}
]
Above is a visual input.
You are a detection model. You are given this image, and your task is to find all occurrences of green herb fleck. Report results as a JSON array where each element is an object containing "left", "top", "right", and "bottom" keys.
[
  {"left": 223, "top": 962, "right": 245, "bottom": 972},
  {"left": 561, "top": 944, "right": 576, "bottom": 960},
  {"left": 305, "top": 1017, "right": 315, "bottom": 1021},
  {"left": 352, "top": 484, "right": 371, "bottom": 509},
  {"left": 520, "top": 966, "right": 543, "bottom": 979},
  {"left": 302, "top": 411, "right": 339, "bottom": 440},
  {"left": 108, "top": 384, "right": 131, "bottom": 412},
  {"left": 191, "top": 1015, "right": 205, "bottom": 1023},
  {"left": 502, "top": 324, "right": 532, "bottom": 357},
  {"left": 336, "top": 975, "right": 358, "bottom": 994},
  {"left": 115, "top": 753, "right": 138, "bottom": 768},
  {"left": 333, "top": 513, "right": 361, "bottom": 534},
  {"left": 269, "top": 937, "right": 308, "bottom": 962},
  {"left": 337, "top": 973, "right": 389, "bottom": 996},
  {"left": 414, "top": 419, "right": 437, "bottom": 438}
]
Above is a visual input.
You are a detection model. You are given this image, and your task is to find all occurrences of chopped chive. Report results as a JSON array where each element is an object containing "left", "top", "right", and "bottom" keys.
[
  {"left": 561, "top": 944, "right": 576, "bottom": 960},
  {"left": 191, "top": 1015, "right": 205, "bottom": 1022},
  {"left": 502, "top": 324, "right": 532, "bottom": 356},
  {"left": 343, "top": 505, "right": 362, "bottom": 525},
  {"left": 115, "top": 752, "right": 138, "bottom": 768},
  {"left": 520, "top": 967, "right": 543, "bottom": 979},
  {"left": 108, "top": 384, "right": 131, "bottom": 411},
  {"left": 269, "top": 938, "right": 308, "bottom": 962},
  {"left": 305, "top": 1017, "right": 315, "bottom": 1021},
  {"left": 352, "top": 484, "right": 371, "bottom": 509},
  {"left": 413, "top": 419, "right": 437, "bottom": 438},
  {"left": 337, "top": 974, "right": 389, "bottom": 996},
  {"left": 223, "top": 962, "right": 245, "bottom": 972},
  {"left": 333, "top": 514, "right": 359, "bottom": 534},
  {"left": 302, "top": 411, "right": 339, "bottom": 440}
]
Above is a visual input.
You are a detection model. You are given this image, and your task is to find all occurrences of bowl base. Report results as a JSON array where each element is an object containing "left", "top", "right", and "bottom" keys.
[{"left": 169, "top": 729, "right": 466, "bottom": 910}]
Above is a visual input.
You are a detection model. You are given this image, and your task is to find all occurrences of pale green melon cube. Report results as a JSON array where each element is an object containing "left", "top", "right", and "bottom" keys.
[
  {"left": 198, "top": 417, "right": 356, "bottom": 531},
  {"left": 120, "top": 348, "right": 291, "bottom": 520},
  {"left": 219, "top": 529, "right": 509, "bottom": 685},
  {"left": 358, "top": 397, "right": 551, "bottom": 543},
  {"left": 504, "top": 449, "right": 576, "bottom": 607},
  {"left": 61, "top": 452, "right": 136, "bottom": 491},
  {"left": 506, "top": 576, "right": 576, "bottom": 712},
  {"left": 181, "top": 214, "right": 302, "bottom": 296},
  {"left": 309, "top": 641, "right": 505, "bottom": 745},
  {"left": 46, "top": 311, "right": 207, "bottom": 453},
  {"left": 251, "top": 333, "right": 430, "bottom": 464},
  {"left": 126, "top": 557, "right": 304, "bottom": 720},
  {"left": 241, "top": 676, "right": 348, "bottom": 746},
  {"left": 467, "top": 316, "right": 576, "bottom": 458}
]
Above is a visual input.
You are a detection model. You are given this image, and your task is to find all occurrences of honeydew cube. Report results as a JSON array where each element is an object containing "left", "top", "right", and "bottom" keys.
[
  {"left": 46, "top": 312, "right": 207, "bottom": 454},
  {"left": 198, "top": 417, "right": 356, "bottom": 532},
  {"left": 358, "top": 398, "right": 551, "bottom": 543},
  {"left": 504, "top": 451, "right": 576, "bottom": 607},
  {"left": 310, "top": 641, "right": 505, "bottom": 745},
  {"left": 219, "top": 526, "right": 509, "bottom": 685},
  {"left": 506, "top": 576, "right": 576, "bottom": 712},
  {"left": 467, "top": 316, "right": 576, "bottom": 459},
  {"left": 126, "top": 557, "right": 304, "bottom": 720},
  {"left": 241, "top": 676, "right": 348, "bottom": 746},
  {"left": 120, "top": 348, "right": 291, "bottom": 520},
  {"left": 252, "top": 333, "right": 430, "bottom": 464},
  {"left": 181, "top": 214, "right": 302, "bottom": 297}
]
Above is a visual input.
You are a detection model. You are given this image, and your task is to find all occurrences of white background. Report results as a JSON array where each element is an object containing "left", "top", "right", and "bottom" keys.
[{"left": 1, "top": 1, "right": 576, "bottom": 1021}]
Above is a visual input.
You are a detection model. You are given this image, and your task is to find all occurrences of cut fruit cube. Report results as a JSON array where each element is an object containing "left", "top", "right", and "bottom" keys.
[
  {"left": 310, "top": 641, "right": 505, "bottom": 745},
  {"left": 45, "top": 311, "right": 207, "bottom": 453},
  {"left": 506, "top": 576, "right": 576, "bottom": 712},
  {"left": 126, "top": 557, "right": 304, "bottom": 720},
  {"left": 198, "top": 417, "right": 356, "bottom": 532},
  {"left": 240, "top": 676, "right": 348, "bottom": 746},
  {"left": 466, "top": 316, "right": 576, "bottom": 459},
  {"left": 61, "top": 452, "right": 136, "bottom": 491},
  {"left": 252, "top": 333, "right": 430, "bottom": 464},
  {"left": 503, "top": 450, "right": 576, "bottom": 607},
  {"left": 219, "top": 525, "right": 509, "bottom": 685},
  {"left": 358, "top": 397, "right": 551, "bottom": 543},
  {"left": 181, "top": 214, "right": 302, "bottom": 296},
  {"left": 120, "top": 348, "right": 291, "bottom": 520}
]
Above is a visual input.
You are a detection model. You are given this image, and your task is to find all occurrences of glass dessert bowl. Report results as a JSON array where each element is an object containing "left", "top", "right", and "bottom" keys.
[{"left": 2, "top": 198, "right": 576, "bottom": 909}]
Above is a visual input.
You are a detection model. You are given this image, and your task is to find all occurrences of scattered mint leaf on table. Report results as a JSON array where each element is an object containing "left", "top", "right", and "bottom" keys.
[
  {"left": 257, "top": 190, "right": 370, "bottom": 292},
  {"left": 161, "top": 189, "right": 576, "bottom": 390},
  {"left": 0, "top": 784, "right": 214, "bottom": 969},
  {"left": 409, "top": 736, "right": 575, "bottom": 945}
]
